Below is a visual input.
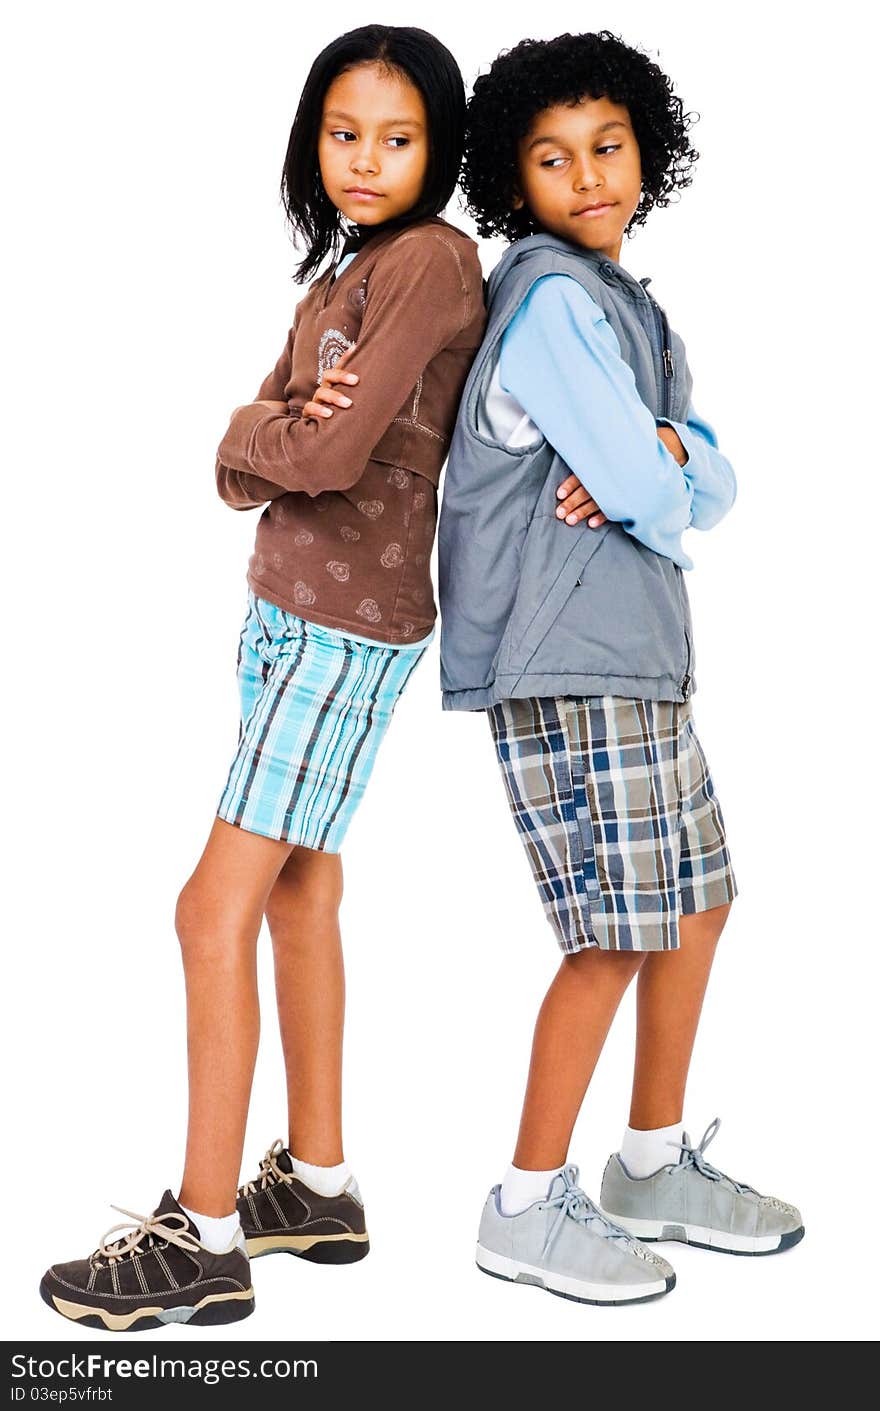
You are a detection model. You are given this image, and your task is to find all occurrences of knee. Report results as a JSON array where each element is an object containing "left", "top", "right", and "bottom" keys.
[
  {"left": 174, "top": 882, "right": 211, "bottom": 964},
  {"left": 174, "top": 880, "right": 251, "bottom": 968},
  {"left": 264, "top": 854, "right": 343, "bottom": 934}
]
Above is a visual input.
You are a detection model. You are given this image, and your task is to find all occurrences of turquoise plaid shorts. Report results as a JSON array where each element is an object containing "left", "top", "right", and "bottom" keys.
[{"left": 217, "top": 589, "right": 429, "bottom": 851}]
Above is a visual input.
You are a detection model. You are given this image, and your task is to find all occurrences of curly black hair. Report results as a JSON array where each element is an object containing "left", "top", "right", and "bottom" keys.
[{"left": 462, "top": 30, "right": 699, "bottom": 242}]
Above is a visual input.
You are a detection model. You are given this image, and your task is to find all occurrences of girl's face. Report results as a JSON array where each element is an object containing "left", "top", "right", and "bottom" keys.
[
  {"left": 318, "top": 62, "right": 430, "bottom": 227},
  {"left": 512, "top": 96, "right": 642, "bottom": 261}
]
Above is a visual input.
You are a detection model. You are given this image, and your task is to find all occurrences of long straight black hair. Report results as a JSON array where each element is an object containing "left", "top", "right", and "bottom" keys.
[{"left": 281, "top": 26, "right": 465, "bottom": 283}]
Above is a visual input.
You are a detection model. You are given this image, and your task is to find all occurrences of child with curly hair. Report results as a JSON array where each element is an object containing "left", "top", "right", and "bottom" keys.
[{"left": 438, "top": 30, "right": 802, "bottom": 1307}]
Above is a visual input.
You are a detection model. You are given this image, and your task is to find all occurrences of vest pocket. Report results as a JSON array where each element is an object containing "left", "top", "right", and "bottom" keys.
[{"left": 500, "top": 515, "right": 612, "bottom": 672}]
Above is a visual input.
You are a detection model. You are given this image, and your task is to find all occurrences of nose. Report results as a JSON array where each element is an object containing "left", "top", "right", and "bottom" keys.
[
  {"left": 350, "top": 142, "right": 379, "bottom": 176},
  {"left": 572, "top": 154, "right": 602, "bottom": 192}
]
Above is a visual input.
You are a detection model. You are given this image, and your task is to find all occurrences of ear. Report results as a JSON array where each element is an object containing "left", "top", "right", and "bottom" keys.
[{"left": 511, "top": 188, "right": 524, "bottom": 212}]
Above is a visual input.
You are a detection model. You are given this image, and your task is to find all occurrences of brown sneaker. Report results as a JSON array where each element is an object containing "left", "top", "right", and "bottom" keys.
[
  {"left": 237, "top": 1140, "right": 369, "bottom": 1263},
  {"left": 39, "top": 1190, "right": 255, "bottom": 1332}
]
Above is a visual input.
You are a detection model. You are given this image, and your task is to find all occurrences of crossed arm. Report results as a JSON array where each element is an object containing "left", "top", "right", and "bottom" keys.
[
  {"left": 217, "top": 265, "right": 738, "bottom": 567},
  {"left": 498, "top": 274, "right": 737, "bottom": 570},
  {"left": 214, "top": 233, "right": 474, "bottom": 509}
]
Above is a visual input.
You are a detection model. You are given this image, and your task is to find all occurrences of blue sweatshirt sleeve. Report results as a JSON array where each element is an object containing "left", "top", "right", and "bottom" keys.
[
  {"left": 498, "top": 274, "right": 695, "bottom": 570},
  {"left": 655, "top": 408, "right": 737, "bottom": 531}
]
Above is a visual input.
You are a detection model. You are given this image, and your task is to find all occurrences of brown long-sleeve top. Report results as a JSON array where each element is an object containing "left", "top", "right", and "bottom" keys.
[{"left": 215, "top": 216, "right": 486, "bottom": 644}]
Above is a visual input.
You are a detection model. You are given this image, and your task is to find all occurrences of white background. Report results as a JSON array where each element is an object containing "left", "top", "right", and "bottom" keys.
[{"left": 4, "top": 0, "right": 876, "bottom": 1344}]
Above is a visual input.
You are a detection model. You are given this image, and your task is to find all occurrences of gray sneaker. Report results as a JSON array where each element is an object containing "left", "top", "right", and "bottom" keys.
[
  {"left": 476, "top": 1164, "right": 676, "bottom": 1306},
  {"left": 600, "top": 1117, "right": 804, "bottom": 1256}
]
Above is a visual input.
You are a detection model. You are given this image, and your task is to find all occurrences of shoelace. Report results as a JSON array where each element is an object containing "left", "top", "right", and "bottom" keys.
[
  {"left": 95, "top": 1206, "right": 201, "bottom": 1267},
  {"left": 237, "top": 1138, "right": 292, "bottom": 1198},
  {"left": 539, "top": 1165, "right": 636, "bottom": 1259},
  {"left": 672, "top": 1118, "right": 757, "bottom": 1196}
]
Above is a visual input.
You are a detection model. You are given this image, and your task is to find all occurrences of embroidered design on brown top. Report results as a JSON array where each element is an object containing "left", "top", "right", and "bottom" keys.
[{"left": 317, "top": 328, "right": 354, "bottom": 383}]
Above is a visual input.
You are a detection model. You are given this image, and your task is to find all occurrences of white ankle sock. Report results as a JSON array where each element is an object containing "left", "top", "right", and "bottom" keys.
[
  {"left": 290, "top": 1156, "right": 351, "bottom": 1197},
  {"left": 620, "top": 1122, "right": 684, "bottom": 1179},
  {"left": 179, "top": 1204, "right": 246, "bottom": 1254},
  {"left": 500, "top": 1163, "right": 564, "bottom": 1216}
]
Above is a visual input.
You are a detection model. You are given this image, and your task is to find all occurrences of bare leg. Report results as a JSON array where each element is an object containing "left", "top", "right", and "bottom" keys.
[
  {"left": 263, "top": 847, "right": 346, "bottom": 1165},
  {"left": 514, "top": 948, "right": 646, "bottom": 1170},
  {"left": 176, "top": 817, "right": 295, "bottom": 1216},
  {"left": 629, "top": 901, "right": 733, "bottom": 1130}
]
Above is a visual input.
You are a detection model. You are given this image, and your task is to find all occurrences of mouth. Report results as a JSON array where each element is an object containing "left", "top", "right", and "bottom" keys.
[
  {"left": 344, "top": 187, "right": 384, "bottom": 199},
  {"left": 572, "top": 201, "right": 616, "bottom": 218}
]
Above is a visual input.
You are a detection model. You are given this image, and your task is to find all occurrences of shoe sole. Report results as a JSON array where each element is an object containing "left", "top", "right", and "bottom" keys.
[
  {"left": 245, "top": 1232, "right": 370, "bottom": 1263},
  {"left": 599, "top": 1212, "right": 805, "bottom": 1256},
  {"left": 39, "top": 1279, "right": 255, "bottom": 1332},
  {"left": 474, "top": 1243, "right": 674, "bottom": 1306}
]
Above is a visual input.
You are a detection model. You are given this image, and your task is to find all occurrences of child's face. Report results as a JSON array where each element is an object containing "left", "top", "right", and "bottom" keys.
[
  {"left": 512, "top": 96, "right": 642, "bottom": 260},
  {"left": 319, "top": 62, "right": 429, "bottom": 228}
]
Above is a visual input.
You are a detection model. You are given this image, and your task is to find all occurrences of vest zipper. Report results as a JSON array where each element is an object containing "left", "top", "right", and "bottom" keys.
[
  {"left": 637, "top": 276, "right": 674, "bottom": 419},
  {"left": 660, "top": 307, "right": 675, "bottom": 401},
  {"left": 678, "top": 582, "right": 692, "bottom": 699},
  {"left": 662, "top": 300, "right": 689, "bottom": 698},
  {"left": 642, "top": 276, "right": 688, "bottom": 696},
  {"left": 650, "top": 297, "right": 674, "bottom": 418}
]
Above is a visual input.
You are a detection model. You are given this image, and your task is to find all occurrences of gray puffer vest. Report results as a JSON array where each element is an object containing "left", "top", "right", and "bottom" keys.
[{"left": 438, "top": 232, "right": 698, "bottom": 712}]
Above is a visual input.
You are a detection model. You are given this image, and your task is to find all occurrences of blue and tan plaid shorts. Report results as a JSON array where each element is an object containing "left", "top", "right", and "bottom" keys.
[{"left": 488, "top": 695, "right": 738, "bottom": 953}]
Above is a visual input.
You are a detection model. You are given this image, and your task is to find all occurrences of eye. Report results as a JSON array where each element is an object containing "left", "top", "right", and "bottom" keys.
[
  {"left": 596, "top": 144, "right": 621, "bottom": 155},
  {"left": 386, "top": 136, "right": 410, "bottom": 148},
  {"left": 540, "top": 156, "right": 568, "bottom": 168},
  {"left": 330, "top": 129, "right": 357, "bottom": 143}
]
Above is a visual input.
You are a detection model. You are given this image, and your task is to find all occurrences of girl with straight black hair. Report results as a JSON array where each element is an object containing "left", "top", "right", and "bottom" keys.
[
  {"left": 282, "top": 24, "right": 467, "bottom": 280},
  {"left": 39, "top": 25, "right": 485, "bottom": 1332}
]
